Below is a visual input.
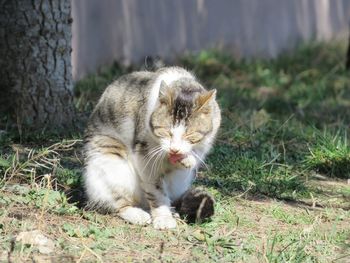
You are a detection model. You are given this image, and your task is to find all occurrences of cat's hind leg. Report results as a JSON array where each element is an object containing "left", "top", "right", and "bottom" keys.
[{"left": 84, "top": 135, "right": 151, "bottom": 225}]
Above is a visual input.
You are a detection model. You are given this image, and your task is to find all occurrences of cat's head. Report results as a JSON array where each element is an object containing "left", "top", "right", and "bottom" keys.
[{"left": 150, "top": 79, "right": 220, "bottom": 167}]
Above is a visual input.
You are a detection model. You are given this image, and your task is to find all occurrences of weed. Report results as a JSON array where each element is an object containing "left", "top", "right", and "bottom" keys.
[
  {"left": 305, "top": 130, "right": 350, "bottom": 178},
  {"left": 1, "top": 41, "right": 350, "bottom": 262}
]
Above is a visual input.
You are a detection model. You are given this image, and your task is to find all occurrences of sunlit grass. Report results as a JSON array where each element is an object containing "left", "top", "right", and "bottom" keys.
[
  {"left": 305, "top": 130, "right": 350, "bottom": 178},
  {"left": 1, "top": 41, "right": 350, "bottom": 262}
]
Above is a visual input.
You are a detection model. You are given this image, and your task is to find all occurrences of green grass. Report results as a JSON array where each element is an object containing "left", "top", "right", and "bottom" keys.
[
  {"left": 1, "top": 41, "right": 350, "bottom": 262},
  {"left": 305, "top": 130, "right": 350, "bottom": 178}
]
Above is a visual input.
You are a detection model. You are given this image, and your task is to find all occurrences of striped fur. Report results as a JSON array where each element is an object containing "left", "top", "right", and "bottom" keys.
[{"left": 83, "top": 67, "right": 221, "bottom": 229}]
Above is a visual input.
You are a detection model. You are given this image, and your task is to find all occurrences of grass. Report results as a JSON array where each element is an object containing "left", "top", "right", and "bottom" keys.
[
  {"left": 305, "top": 130, "right": 350, "bottom": 178},
  {"left": 1, "top": 41, "right": 350, "bottom": 262}
]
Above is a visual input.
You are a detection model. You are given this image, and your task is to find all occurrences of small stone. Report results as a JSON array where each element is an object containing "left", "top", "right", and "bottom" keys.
[
  {"left": 0, "top": 251, "right": 7, "bottom": 262},
  {"left": 16, "top": 230, "right": 55, "bottom": 254}
]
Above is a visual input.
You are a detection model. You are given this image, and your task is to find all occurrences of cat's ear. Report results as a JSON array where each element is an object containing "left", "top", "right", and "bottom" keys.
[
  {"left": 196, "top": 89, "right": 216, "bottom": 112},
  {"left": 159, "top": 80, "right": 174, "bottom": 105}
]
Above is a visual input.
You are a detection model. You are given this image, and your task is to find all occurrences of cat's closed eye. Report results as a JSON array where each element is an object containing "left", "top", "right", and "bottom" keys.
[
  {"left": 185, "top": 132, "right": 203, "bottom": 144},
  {"left": 154, "top": 128, "right": 171, "bottom": 138}
]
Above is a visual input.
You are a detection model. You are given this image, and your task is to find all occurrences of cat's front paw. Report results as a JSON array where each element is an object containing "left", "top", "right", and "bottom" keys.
[
  {"left": 179, "top": 154, "right": 196, "bottom": 168},
  {"left": 153, "top": 215, "right": 177, "bottom": 230},
  {"left": 118, "top": 207, "right": 152, "bottom": 225}
]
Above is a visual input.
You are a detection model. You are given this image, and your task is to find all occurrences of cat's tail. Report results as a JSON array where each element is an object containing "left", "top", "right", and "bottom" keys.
[
  {"left": 141, "top": 56, "right": 166, "bottom": 71},
  {"left": 173, "top": 187, "right": 215, "bottom": 223}
]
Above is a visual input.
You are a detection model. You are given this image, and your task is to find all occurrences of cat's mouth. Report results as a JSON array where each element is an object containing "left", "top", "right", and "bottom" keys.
[{"left": 168, "top": 153, "right": 186, "bottom": 165}]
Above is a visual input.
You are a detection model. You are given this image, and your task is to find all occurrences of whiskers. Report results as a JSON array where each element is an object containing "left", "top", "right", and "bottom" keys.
[
  {"left": 141, "top": 145, "right": 166, "bottom": 179},
  {"left": 191, "top": 150, "right": 209, "bottom": 172},
  {"left": 141, "top": 146, "right": 209, "bottom": 180}
]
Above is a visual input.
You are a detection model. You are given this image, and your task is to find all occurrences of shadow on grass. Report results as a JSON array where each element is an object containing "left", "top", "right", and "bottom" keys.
[
  {"left": 1, "top": 41, "right": 350, "bottom": 214},
  {"left": 0, "top": 124, "right": 348, "bottom": 217}
]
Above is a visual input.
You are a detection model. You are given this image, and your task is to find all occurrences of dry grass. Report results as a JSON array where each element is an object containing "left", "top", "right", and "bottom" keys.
[{"left": 1, "top": 41, "right": 350, "bottom": 262}]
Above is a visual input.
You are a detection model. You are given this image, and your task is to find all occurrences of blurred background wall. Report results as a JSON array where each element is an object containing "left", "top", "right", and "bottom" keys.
[{"left": 72, "top": 0, "right": 350, "bottom": 80}]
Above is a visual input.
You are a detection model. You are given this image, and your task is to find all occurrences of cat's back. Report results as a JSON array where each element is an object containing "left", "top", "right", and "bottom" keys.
[
  {"left": 89, "top": 67, "right": 194, "bottom": 126},
  {"left": 86, "top": 71, "right": 154, "bottom": 138},
  {"left": 103, "top": 70, "right": 155, "bottom": 102},
  {"left": 104, "top": 66, "right": 192, "bottom": 99},
  {"left": 86, "top": 67, "right": 195, "bottom": 143}
]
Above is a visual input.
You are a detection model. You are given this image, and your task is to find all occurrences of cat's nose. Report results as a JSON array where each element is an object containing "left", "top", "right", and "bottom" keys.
[{"left": 169, "top": 148, "right": 181, "bottom": 154}]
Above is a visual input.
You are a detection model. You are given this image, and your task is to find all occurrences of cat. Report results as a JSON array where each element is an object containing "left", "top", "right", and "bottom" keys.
[{"left": 83, "top": 67, "right": 221, "bottom": 229}]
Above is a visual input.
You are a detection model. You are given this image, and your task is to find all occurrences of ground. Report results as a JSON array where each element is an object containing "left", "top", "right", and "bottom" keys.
[{"left": 0, "top": 42, "right": 349, "bottom": 262}]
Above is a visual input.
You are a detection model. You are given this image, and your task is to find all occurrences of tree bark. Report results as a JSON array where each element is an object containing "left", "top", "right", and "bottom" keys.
[
  {"left": 0, "top": 0, "right": 75, "bottom": 131},
  {"left": 346, "top": 30, "right": 350, "bottom": 70}
]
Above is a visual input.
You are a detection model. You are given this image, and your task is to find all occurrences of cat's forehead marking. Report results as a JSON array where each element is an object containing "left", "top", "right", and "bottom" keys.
[
  {"left": 174, "top": 96, "right": 192, "bottom": 124},
  {"left": 146, "top": 68, "right": 194, "bottom": 129},
  {"left": 173, "top": 87, "right": 201, "bottom": 125}
]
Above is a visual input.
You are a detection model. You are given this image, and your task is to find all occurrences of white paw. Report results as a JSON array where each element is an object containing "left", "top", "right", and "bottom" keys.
[
  {"left": 118, "top": 207, "right": 152, "bottom": 225},
  {"left": 179, "top": 155, "right": 196, "bottom": 168},
  {"left": 153, "top": 216, "right": 177, "bottom": 230}
]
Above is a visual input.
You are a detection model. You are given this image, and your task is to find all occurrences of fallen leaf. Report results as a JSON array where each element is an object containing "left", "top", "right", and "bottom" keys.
[
  {"left": 251, "top": 109, "right": 270, "bottom": 130},
  {"left": 191, "top": 229, "right": 206, "bottom": 241}
]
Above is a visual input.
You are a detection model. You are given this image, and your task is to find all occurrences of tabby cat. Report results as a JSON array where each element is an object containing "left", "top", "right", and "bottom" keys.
[{"left": 83, "top": 67, "right": 221, "bottom": 229}]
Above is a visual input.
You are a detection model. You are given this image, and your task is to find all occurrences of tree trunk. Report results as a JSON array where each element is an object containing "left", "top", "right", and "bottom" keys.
[
  {"left": 346, "top": 30, "right": 350, "bottom": 70},
  {"left": 0, "top": 0, "right": 75, "bottom": 132}
]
